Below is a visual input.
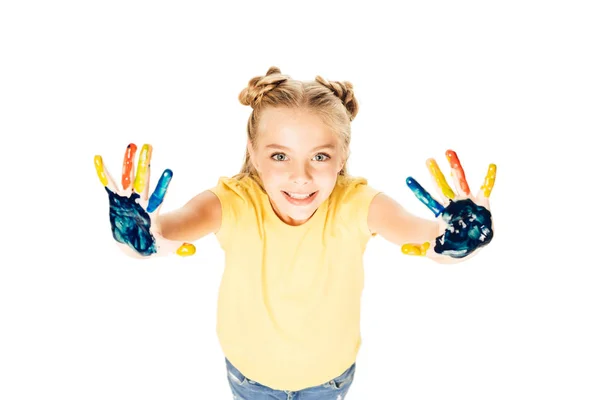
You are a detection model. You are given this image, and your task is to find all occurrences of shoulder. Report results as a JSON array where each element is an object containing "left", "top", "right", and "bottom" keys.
[
  {"left": 209, "top": 173, "right": 263, "bottom": 203},
  {"left": 329, "top": 174, "right": 382, "bottom": 237},
  {"left": 207, "top": 174, "right": 264, "bottom": 247},
  {"left": 331, "top": 174, "right": 380, "bottom": 203}
]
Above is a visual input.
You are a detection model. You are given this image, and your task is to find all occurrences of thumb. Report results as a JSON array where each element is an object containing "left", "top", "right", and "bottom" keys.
[
  {"left": 176, "top": 243, "right": 197, "bottom": 257},
  {"left": 401, "top": 242, "right": 430, "bottom": 256}
]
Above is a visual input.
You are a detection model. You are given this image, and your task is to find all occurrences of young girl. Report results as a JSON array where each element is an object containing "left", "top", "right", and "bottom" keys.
[{"left": 94, "top": 66, "right": 496, "bottom": 399}]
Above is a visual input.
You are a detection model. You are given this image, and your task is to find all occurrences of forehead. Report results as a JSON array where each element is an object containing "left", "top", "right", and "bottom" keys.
[{"left": 256, "top": 108, "right": 338, "bottom": 148}]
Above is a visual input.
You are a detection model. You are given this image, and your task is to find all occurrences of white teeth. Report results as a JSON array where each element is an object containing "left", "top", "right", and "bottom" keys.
[{"left": 285, "top": 192, "right": 312, "bottom": 199}]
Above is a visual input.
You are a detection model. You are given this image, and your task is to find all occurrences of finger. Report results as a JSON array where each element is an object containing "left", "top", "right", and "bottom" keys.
[
  {"left": 121, "top": 143, "right": 138, "bottom": 192},
  {"left": 475, "top": 163, "right": 496, "bottom": 208},
  {"left": 406, "top": 177, "right": 444, "bottom": 217},
  {"left": 426, "top": 158, "right": 455, "bottom": 204},
  {"left": 445, "top": 150, "right": 472, "bottom": 198},
  {"left": 401, "top": 242, "right": 430, "bottom": 256},
  {"left": 94, "top": 155, "right": 118, "bottom": 193},
  {"left": 133, "top": 144, "right": 152, "bottom": 196},
  {"left": 176, "top": 243, "right": 196, "bottom": 257},
  {"left": 147, "top": 169, "right": 173, "bottom": 214}
]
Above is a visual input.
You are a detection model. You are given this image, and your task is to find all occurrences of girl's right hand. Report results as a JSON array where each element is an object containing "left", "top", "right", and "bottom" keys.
[{"left": 93, "top": 143, "right": 196, "bottom": 258}]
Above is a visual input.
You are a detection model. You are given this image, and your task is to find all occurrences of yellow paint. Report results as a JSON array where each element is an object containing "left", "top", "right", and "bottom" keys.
[
  {"left": 481, "top": 164, "right": 497, "bottom": 197},
  {"left": 401, "top": 242, "right": 430, "bottom": 256},
  {"left": 426, "top": 159, "right": 455, "bottom": 199},
  {"left": 176, "top": 243, "right": 196, "bottom": 257},
  {"left": 94, "top": 155, "right": 108, "bottom": 186},
  {"left": 134, "top": 144, "right": 152, "bottom": 193}
]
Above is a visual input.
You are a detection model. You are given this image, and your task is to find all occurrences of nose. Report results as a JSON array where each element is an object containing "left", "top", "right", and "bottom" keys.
[{"left": 290, "top": 161, "right": 312, "bottom": 185}]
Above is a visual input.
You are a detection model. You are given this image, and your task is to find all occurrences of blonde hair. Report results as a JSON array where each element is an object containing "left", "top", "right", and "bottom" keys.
[{"left": 233, "top": 66, "right": 358, "bottom": 180}]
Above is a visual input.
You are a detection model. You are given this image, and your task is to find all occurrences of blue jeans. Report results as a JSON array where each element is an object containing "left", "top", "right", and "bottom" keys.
[{"left": 225, "top": 358, "right": 356, "bottom": 400}]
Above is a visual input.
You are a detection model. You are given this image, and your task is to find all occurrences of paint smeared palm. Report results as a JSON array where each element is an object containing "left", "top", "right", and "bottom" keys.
[
  {"left": 402, "top": 150, "right": 496, "bottom": 261},
  {"left": 94, "top": 143, "right": 196, "bottom": 258}
]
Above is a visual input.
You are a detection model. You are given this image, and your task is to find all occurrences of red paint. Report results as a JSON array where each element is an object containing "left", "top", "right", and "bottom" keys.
[
  {"left": 122, "top": 143, "right": 137, "bottom": 190},
  {"left": 445, "top": 150, "right": 471, "bottom": 195}
]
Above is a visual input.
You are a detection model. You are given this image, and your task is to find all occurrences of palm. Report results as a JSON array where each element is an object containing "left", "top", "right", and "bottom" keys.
[
  {"left": 402, "top": 150, "right": 496, "bottom": 260},
  {"left": 94, "top": 143, "right": 195, "bottom": 258}
]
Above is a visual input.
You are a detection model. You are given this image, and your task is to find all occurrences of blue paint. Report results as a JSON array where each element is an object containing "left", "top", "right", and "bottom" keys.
[
  {"left": 105, "top": 187, "right": 157, "bottom": 256},
  {"left": 434, "top": 198, "right": 493, "bottom": 258},
  {"left": 406, "top": 177, "right": 444, "bottom": 217},
  {"left": 147, "top": 169, "right": 173, "bottom": 213}
]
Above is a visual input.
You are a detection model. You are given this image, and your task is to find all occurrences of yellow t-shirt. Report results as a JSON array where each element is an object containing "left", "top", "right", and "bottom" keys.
[{"left": 208, "top": 173, "right": 381, "bottom": 391}]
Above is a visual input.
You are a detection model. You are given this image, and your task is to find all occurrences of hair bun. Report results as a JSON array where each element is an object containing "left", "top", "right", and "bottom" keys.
[
  {"left": 315, "top": 75, "right": 358, "bottom": 121},
  {"left": 239, "top": 66, "right": 290, "bottom": 108}
]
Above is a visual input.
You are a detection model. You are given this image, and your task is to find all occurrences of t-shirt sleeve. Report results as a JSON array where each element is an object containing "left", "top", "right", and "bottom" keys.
[
  {"left": 208, "top": 176, "right": 247, "bottom": 251},
  {"left": 340, "top": 177, "right": 382, "bottom": 240}
]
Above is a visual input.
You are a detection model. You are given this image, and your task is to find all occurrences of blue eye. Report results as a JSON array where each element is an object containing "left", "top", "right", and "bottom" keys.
[
  {"left": 314, "top": 153, "right": 331, "bottom": 162},
  {"left": 270, "top": 153, "right": 331, "bottom": 162},
  {"left": 271, "top": 153, "right": 287, "bottom": 161}
]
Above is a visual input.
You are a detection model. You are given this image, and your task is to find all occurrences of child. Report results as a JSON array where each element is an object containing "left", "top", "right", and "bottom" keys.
[{"left": 94, "top": 66, "right": 496, "bottom": 399}]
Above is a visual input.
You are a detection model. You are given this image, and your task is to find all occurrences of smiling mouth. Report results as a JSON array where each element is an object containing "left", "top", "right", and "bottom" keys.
[{"left": 282, "top": 191, "right": 317, "bottom": 199}]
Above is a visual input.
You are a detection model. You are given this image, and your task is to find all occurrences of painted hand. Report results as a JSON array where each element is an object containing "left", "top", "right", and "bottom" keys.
[
  {"left": 402, "top": 150, "right": 496, "bottom": 260},
  {"left": 94, "top": 143, "right": 196, "bottom": 258}
]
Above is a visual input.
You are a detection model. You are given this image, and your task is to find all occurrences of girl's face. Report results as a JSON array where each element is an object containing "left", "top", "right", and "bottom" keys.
[{"left": 249, "top": 107, "right": 345, "bottom": 226}]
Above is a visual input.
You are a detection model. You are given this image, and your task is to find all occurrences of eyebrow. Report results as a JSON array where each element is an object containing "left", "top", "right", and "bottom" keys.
[{"left": 265, "top": 144, "right": 337, "bottom": 152}]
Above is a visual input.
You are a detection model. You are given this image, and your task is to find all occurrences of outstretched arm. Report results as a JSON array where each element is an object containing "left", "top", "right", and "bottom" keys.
[
  {"left": 159, "top": 190, "right": 222, "bottom": 242},
  {"left": 368, "top": 193, "right": 440, "bottom": 247}
]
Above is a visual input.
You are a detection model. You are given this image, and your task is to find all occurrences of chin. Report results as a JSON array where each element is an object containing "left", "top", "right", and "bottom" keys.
[{"left": 288, "top": 207, "right": 318, "bottom": 219}]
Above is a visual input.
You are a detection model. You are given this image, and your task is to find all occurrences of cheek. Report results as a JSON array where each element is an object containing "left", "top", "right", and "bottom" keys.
[
  {"left": 260, "top": 169, "right": 286, "bottom": 194},
  {"left": 261, "top": 168, "right": 286, "bottom": 184},
  {"left": 314, "top": 166, "right": 340, "bottom": 182}
]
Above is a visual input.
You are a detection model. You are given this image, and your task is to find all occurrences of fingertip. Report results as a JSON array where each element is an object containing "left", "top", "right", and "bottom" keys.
[
  {"left": 158, "top": 169, "right": 173, "bottom": 188},
  {"left": 445, "top": 149, "right": 459, "bottom": 164},
  {"left": 177, "top": 243, "right": 196, "bottom": 257},
  {"left": 481, "top": 164, "right": 497, "bottom": 197},
  {"left": 401, "top": 244, "right": 413, "bottom": 255},
  {"left": 401, "top": 242, "right": 430, "bottom": 256},
  {"left": 94, "top": 155, "right": 108, "bottom": 186},
  {"left": 138, "top": 144, "right": 153, "bottom": 162}
]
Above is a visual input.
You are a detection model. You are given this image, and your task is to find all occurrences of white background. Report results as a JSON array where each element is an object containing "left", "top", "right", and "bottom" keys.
[{"left": 1, "top": 1, "right": 598, "bottom": 399}]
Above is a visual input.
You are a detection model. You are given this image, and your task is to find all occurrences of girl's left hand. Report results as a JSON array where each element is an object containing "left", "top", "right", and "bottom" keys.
[{"left": 401, "top": 150, "right": 496, "bottom": 261}]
